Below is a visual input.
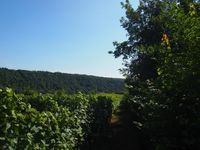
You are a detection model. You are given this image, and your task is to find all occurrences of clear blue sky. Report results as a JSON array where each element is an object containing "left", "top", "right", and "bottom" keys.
[{"left": 0, "top": 0, "right": 139, "bottom": 78}]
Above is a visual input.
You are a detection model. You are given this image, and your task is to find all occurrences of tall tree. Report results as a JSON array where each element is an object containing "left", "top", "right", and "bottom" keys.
[{"left": 111, "top": 0, "right": 200, "bottom": 149}]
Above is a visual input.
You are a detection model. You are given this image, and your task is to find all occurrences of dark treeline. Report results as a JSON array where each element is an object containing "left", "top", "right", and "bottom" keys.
[{"left": 0, "top": 68, "right": 124, "bottom": 93}]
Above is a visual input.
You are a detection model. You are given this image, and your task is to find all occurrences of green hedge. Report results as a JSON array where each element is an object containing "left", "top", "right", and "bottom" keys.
[{"left": 0, "top": 88, "right": 114, "bottom": 150}]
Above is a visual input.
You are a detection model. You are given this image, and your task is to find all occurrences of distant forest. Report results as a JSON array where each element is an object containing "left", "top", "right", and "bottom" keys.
[{"left": 0, "top": 68, "right": 124, "bottom": 93}]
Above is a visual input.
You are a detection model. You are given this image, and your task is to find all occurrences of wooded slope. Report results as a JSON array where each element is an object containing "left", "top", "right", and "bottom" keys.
[{"left": 0, "top": 68, "right": 124, "bottom": 93}]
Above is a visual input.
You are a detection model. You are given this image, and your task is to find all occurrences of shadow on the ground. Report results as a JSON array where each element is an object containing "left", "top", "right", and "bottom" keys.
[{"left": 81, "top": 110, "right": 150, "bottom": 150}]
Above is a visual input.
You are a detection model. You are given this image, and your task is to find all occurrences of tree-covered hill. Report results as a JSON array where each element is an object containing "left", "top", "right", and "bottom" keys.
[{"left": 0, "top": 68, "right": 124, "bottom": 93}]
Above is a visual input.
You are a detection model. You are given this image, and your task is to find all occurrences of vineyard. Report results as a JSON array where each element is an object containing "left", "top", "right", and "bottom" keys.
[
  {"left": 1, "top": 0, "right": 200, "bottom": 150},
  {"left": 0, "top": 88, "right": 116, "bottom": 150}
]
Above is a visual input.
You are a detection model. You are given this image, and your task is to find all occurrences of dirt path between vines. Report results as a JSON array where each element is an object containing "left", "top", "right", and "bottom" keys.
[
  {"left": 89, "top": 111, "right": 149, "bottom": 150},
  {"left": 109, "top": 112, "right": 146, "bottom": 150}
]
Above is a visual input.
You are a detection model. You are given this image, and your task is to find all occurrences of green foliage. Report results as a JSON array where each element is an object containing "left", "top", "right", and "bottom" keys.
[
  {"left": 0, "top": 68, "right": 124, "bottom": 93},
  {"left": 0, "top": 88, "right": 87, "bottom": 149},
  {"left": 112, "top": 0, "right": 200, "bottom": 149},
  {"left": 0, "top": 88, "right": 118, "bottom": 149},
  {"left": 90, "top": 96, "right": 113, "bottom": 135},
  {"left": 96, "top": 93, "right": 123, "bottom": 111}
]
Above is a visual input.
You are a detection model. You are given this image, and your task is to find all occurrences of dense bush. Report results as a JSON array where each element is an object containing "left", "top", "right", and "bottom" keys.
[
  {"left": 112, "top": 0, "right": 200, "bottom": 149},
  {"left": 91, "top": 96, "right": 113, "bottom": 134},
  {"left": 0, "top": 88, "right": 114, "bottom": 149}
]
